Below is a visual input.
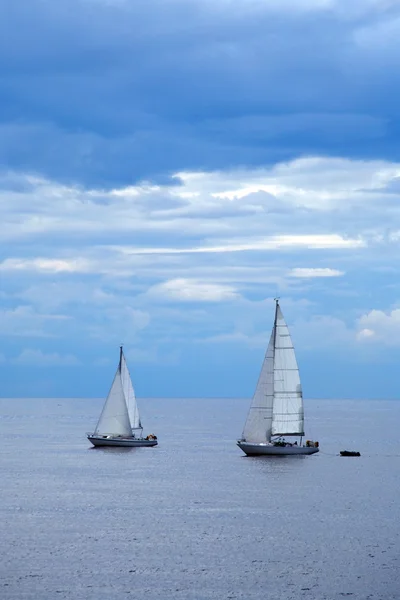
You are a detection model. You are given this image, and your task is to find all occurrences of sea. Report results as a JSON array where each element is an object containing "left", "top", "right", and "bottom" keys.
[{"left": 0, "top": 397, "right": 399, "bottom": 600}]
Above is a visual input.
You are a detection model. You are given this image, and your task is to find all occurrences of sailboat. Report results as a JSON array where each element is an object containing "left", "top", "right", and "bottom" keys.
[
  {"left": 237, "top": 299, "right": 319, "bottom": 456},
  {"left": 87, "top": 347, "right": 158, "bottom": 448}
]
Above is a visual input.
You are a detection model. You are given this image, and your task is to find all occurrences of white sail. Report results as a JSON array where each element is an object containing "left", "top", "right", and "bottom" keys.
[
  {"left": 120, "top": 351, "right": 142, "bottom": 430},
  {"left": 94, "top": 367, "right": 133, "bottom": 437},
  {"left": 242, "top": 329, "right": 275, "bottom": 443},
  {"left": 271, "top": 305, "right": 304, "bottom": 436}
]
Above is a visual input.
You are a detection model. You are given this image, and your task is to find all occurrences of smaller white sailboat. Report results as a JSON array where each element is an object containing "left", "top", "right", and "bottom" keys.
[
  {"left": 237, "top": 299, "right": 319, "bottom": 456},
  {"left": 87, "top": 347, "right": 158, "bottom": 448}
]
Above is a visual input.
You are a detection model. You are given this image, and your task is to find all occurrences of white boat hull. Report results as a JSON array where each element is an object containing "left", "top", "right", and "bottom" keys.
[
  {"left": 237, "top": 441, "right": 319, "bottom": 456},
  {"left": 88, "top": 435, "right": 158, "bottom": 448}
]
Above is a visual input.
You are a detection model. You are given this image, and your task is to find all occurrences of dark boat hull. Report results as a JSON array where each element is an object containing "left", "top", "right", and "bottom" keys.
[{"left": 340, "top": 450, "right": 360, "bottom": 457}]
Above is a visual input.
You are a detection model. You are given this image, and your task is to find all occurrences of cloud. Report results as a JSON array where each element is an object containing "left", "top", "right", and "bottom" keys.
[
  {"left": 198, "top": 330, "right": 268, "bottom": 349},
  {"left": 356, "top": 308, "right": 400, "bottom": 346},
  {"left": 146, "top": 279, "right": 239, "bottom": 302},
  {"left": 289, "top": 268, "right": 344, "bottom": 278},
  {"left": 14, "top": 349, "right": 80, "bottom": 366},
  {"left": 0, "top": 306, "right": 70, "bottom": 338},
  {"left": 357, "top": 327, "right": 375, "bottom": 340},
  {"left": 0, "top": 258, "right": 91, "bottom": 273},
  {"left": 3, "top": 155, "right": 396, "bottom": 253},
  {"left": 292, "top": 314, "right": 356, "bottom": 350},
  {"left": 2, "top": 1, "right": 400, "bottom": 397},
  {"left": 2, "top": 1, "right": 400, "bottom": 185},
  {"left": 1, "top": 155, "right": 399, "bottom": 365},
  {"left": 116, "top": 235, "right": 364, "bottom": 257},
  {"left": 199, "top": 306, "right": 356, "bottom": 351}
]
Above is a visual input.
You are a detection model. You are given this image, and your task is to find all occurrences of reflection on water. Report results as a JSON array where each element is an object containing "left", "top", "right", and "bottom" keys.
[{"left": 88, "top": 445, "right": 146, "bottom": 454}]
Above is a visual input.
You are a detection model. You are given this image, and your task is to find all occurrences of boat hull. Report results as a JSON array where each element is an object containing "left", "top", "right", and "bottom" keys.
[
  {"left": 88, "top": 436, "right": 158, "bottom": 447},
  {"left": 237, "top": 441, "right": 319, "bottom": 456},
  {"left": 340, "top": 450, "right": 360, "bottom": 457}
]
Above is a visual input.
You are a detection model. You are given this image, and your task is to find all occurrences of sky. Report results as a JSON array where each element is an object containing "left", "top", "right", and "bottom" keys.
[{"left": 2, "top": 0, "right": 400, "bottom": 399}]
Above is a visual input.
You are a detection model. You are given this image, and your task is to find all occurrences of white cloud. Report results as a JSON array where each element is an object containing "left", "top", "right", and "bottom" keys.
[
  {"left": 146, "top": 278, "right": 239, "bottom": 302},
  {"left": 292, "top": 315, "right": 354, "bottom": 349},
  {"left": 3, "top": 156, "right": 400, "bottom": 317},
  {"left": 116, "top": 234, "right": 364, "bottom": 256},
  {"left": 289, "top": 267, "right": 345, "bottom": 278},
  {"left": 0, "top": 235, "right": 364, "bottom": 281},
  {"left": 356, "top": 308, "right": 400, "bottom": 345},
  {"left": 174, "top": 156, "right": 400, "bottom": 212},
  {"left": 2, "top": 155, "right": 400, "bottom": 361},
  {"left": 357, "top": 327, "right": 375, "bottom": 340},
  {"left": 14, "top": 349, "right": 80, "bottom": 366},
  {"left": 0, "top": 258, "right": 91, "bottom": 273},
  {"left": 199, "top": 330, "right": 268, "bottom": 348},
  {"left": 1, "top": 156, "right": 398, "bottom": 248}
]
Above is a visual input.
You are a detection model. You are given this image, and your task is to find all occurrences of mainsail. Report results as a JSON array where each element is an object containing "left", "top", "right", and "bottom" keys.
[
  {"left": 120, "top": 350, "right": 142, "bottom": 430},
  {"left": 242, "top": 300, "right": 304, "bottom": 443},
  {"left": 271, "top": 305, "right": 304, "bottom": 436},
  {"left": 94, "top": 367, "right": 132, "bottom": 437}
]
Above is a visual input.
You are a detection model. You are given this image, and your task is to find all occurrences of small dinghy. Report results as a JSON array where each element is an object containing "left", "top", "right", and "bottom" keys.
[{"left": 340, "top": 450, "right": 360, "bottom": 457}]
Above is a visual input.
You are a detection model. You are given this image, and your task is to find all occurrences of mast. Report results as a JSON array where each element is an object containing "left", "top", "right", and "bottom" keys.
[
  {"left": 269, "top": 298, "right": 278, "bottom": 440},
  {"left": 119, "top": 345, "right": 123, "bottom": 371},
  {"left": 273, "top": 298, "right": 279, "bottom": 351},
  {"left": 269, "top": 300, "right": 279, "bottom": 442}
]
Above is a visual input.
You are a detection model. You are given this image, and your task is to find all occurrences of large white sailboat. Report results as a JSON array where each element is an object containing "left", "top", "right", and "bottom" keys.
[
  {"left": 237, "top": 299, "right": 319, "bottom": 456},
  {"left": 87, "top": 347, "right": 158, "bottom": 448}
]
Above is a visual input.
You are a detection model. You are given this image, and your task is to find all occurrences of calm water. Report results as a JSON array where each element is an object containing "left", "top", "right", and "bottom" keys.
[{"left": 0, "top": 397, "right": 399, "bottom": 600}]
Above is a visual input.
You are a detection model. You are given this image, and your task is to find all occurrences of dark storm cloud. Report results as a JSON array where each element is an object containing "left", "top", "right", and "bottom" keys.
[{"left": 1, "top": 0, "right": 400, "bottom": 185}]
